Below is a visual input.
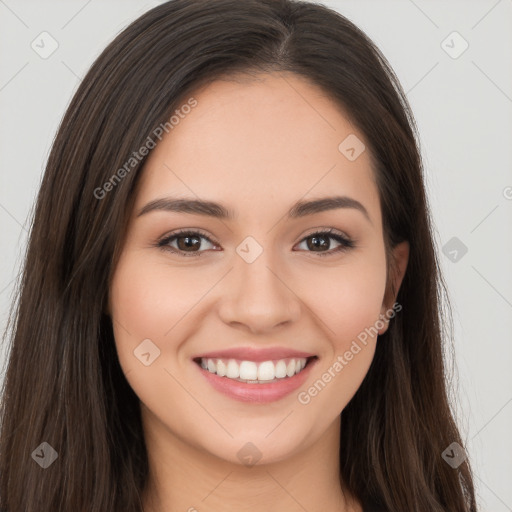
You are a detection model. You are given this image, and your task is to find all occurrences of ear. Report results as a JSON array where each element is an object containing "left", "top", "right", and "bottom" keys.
[{"left": 378, "top": 240, "right": 409, "bottom": 335}]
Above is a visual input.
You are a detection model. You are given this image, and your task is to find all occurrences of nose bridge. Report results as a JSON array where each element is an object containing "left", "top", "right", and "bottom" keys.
[{"left": 218, "top": 238, "right": 301, "bottom": 332}]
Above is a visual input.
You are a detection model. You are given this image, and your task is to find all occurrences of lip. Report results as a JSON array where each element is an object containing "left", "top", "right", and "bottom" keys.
[
  {"left": 194, "top": 356, "right": 318, "bottom": 403},
  {"left": 193, "top": 346, "right": 316, "bottom": 363}
]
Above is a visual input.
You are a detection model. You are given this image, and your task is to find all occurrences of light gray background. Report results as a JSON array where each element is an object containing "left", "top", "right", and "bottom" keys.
[{"left": 1, "top": 1, "right": 511, "bottom": 510}]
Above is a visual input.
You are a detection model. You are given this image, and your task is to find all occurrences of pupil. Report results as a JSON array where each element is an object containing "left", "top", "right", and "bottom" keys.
[
  {"left": 178, "top": 235, "right": 200, "bottom": 251},
  {"left": 308, "top": 235, "right": 328, "bottom": 251}
]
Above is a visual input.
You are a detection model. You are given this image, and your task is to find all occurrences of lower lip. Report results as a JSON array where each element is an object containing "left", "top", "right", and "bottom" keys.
[{"left": 195, "top": 358, "right": 317, "bottom": 403}]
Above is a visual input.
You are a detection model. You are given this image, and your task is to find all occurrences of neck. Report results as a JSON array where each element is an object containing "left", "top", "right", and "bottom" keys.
[{"left": 140, "top": 410, "right": 361, "bottom": 512}]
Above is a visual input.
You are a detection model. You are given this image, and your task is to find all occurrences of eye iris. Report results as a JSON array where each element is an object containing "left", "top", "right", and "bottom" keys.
[
  {"left": 307, "top": 234, "right": 329, "bottom": 251},
  {"left": 177, "top": 234, "right": 201, "bottom": 251}
]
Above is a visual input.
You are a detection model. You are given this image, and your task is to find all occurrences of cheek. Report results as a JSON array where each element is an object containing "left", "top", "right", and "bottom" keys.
[
  {"left": 294, "top": 251, "right": 387, "bottom": 413},
  {"left": 109, "top": 252, "right": 202, "bottom": 367},
  {"left": 299, "top": 253, "right": 387, "bottom": 349},
  {"left": 330, "top": 269, "right": 386, "bottom": 346},
  {"left": 108, "top": 253, "right": 210, "bottom": 427}
]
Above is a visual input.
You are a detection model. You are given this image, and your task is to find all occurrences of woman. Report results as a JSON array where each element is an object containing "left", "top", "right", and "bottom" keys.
[{"left": 0, "top": 0, "right": 478, "bottom": 511}]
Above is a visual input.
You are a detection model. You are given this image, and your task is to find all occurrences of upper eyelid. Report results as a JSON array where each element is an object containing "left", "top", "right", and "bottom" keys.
[
  {"left": 168, "top": 228, "right": 218, "bottom": 244},
  {"left": 299, "top": 227, "right": 351, "bottom": 239}
]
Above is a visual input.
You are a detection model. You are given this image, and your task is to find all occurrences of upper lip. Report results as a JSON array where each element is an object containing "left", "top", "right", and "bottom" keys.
[{"left": 193, "top": 347, "right": 317, "bottom": 362}]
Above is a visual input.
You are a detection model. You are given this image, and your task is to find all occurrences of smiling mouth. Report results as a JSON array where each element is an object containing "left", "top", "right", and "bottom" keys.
[{"left": 193, "top": 356, "right": 318, "bottom": 384}]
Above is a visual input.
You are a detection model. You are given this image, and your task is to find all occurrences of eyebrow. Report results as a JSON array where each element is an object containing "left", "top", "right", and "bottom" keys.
[{"left": 137, "top": 195, "right": 372, "bottom": 224}]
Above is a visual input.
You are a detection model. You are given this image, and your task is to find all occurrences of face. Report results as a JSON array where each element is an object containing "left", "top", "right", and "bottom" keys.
[{"left": 109, "top": 71, "right": 408, "bottom": 466}]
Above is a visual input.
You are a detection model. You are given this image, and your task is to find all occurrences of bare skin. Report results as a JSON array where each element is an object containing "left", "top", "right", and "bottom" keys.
[{"left": 109, "top": 71, "right": 409, "bottom": 512}]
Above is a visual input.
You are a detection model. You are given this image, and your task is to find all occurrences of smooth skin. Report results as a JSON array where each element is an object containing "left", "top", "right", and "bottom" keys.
[{"left": 109, "top": 71, "right": 409, "bottom": 512}]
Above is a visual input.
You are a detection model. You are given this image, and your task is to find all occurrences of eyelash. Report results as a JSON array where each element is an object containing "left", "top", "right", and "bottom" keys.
[{"left": 156, "top": 228, "right": 355, "bottom": 258}]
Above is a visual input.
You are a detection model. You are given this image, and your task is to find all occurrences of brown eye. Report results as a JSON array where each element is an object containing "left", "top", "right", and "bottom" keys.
[
  {"left": 158, "top": 230, "right": 217, "bottom": 256},
  {"left": 295, "top": 230, "right": 355, "bottom": 256},
  {"left": 305, "top": 233, "right": 331, "bottom": 251},
  {"left": 175, "top": 234, "right": 202, "bottom": 252}
]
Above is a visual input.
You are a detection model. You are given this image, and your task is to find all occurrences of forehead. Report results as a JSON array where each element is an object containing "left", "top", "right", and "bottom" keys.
[{"left": 135, "top": 71, "right": 381, "bottom": 227}]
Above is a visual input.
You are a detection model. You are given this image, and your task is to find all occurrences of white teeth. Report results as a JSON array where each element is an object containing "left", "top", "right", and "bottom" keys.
[
  {"left": 257, "top": 361, "right": 275, "bottom": 381},
  {"left": 286, "top": 359, "right": 296, "bottom": 377},
  {"left": 239, "top": 361, "right": 258, "bottom": 380},
  {"left": 199, "top": 357, "right": 310, "bottom": 382},
  {"left": 226, "top": 359, "right": 239, "bottom": 379},
  {"left": 216, "top": 359, "right": 227, "bottom": 377},
  {"left": 275, "top": 360, "right": 287, "bottom": 378}
]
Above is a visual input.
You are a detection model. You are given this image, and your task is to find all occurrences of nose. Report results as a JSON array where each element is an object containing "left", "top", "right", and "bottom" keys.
[{"left": 217, "top": 254, "right": 302, "bottom": 334}]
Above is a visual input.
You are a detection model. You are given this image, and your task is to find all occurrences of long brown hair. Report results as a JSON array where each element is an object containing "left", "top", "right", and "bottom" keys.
[{"left": 0, "top": 0, "right": 477, "bottom": 510}]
